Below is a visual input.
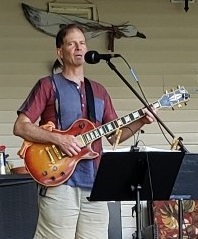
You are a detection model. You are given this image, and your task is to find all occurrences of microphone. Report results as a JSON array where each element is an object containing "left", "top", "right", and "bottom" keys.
[{"left": 84, "top": 51, "right": 120, "bottom": 64}]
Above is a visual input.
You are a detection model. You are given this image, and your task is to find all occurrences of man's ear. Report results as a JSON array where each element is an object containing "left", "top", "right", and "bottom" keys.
[{"left": 57, "top": 48, "right": 63, "bottom": 59}]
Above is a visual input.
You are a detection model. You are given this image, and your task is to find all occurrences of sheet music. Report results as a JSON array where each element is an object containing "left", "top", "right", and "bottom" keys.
[
  {"left": 103, "top": 147, "right": 131, "bottom": 152},
  {"left": 139, "top": 146, "right": 180, "bottom": 152},
  {"left": 103, "top": 146, "right": 180, "bottom": 153}
]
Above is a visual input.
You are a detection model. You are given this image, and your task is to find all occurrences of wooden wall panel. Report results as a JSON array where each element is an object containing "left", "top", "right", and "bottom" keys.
[{"left": 1, "top": 0, "right": 198, "bottom": 238}]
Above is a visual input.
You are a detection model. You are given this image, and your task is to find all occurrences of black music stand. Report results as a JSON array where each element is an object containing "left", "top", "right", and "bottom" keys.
[
  {"left": 89, "top": 151, "right": 185, "bottom": 239},
  {"left": 170, "top": 153, "right": 198, "bottom": 239}
]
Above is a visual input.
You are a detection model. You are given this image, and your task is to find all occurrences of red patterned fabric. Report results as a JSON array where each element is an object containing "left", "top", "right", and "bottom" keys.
[{"left": 152, "top": 200, "right": 198, "bottom": 239}]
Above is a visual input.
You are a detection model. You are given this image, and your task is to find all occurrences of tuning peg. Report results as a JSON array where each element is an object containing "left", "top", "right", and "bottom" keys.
[
  {"left": 165, "top": 90, "right": 168, "bottom": 94},
  {"left": 184, "top": 102, "right": 187, "bottom": 106},
  {"left": 171, "top": 88, "right": 174, "bottom": 92},
  {"left": 177, "top": 85, "right": 181, "bottom": 89},
  {"left": 171, "top": 107, "right": 175, "bottom": 111}
]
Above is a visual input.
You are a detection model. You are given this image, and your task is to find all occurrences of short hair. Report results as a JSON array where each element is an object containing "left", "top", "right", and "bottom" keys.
[{"left": 56, "top": 24, "right": 85, "bottom": 48}]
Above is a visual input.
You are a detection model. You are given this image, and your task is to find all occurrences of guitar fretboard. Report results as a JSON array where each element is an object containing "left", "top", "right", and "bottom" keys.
[
  {"left": 81, "top": 100, "right": 160, "bottom": 145},
  {"left": 79, "top": 84, "right": 190, "bottom": 146}
]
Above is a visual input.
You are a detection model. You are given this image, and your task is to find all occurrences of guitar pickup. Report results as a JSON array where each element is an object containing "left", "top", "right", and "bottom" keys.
[
  {"left": 45, "top": 146, "right": 56, "bottom": 164},
  {"left": 52, "top": 145, "right": 63, "bottom": 159}
]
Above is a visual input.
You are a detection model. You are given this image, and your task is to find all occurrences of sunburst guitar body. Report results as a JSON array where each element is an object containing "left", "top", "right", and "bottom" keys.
[{"left": 25, "top": 119, "right": 98, "bottom": 186}]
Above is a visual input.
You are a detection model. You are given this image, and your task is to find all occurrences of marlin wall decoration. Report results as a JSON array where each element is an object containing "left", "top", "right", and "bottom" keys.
[{"left": 22, "top": 3, "right": 146, "bottom": 52}]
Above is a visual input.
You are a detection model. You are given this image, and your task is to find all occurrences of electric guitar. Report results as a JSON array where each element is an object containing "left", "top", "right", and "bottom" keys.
[{"left": 24, "top": 86, "right": 190, "bottom": 187}]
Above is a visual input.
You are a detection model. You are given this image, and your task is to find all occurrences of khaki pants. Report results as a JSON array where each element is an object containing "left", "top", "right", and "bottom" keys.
[{"left": 33, "top": 185, "right": 109, "bottom": 239}]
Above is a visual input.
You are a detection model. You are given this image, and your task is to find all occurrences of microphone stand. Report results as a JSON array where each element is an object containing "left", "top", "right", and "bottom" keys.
[
  {"left": 106, "top": 59, "right": 188, "bottom": 153},
  {"left": 106, "top": 59, "right": 188, "bottom": 239}
]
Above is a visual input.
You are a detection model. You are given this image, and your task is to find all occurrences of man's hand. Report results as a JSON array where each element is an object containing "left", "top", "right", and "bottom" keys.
[
  {"left": 141, "top": 108, "right": 157, "bottom": 125},
  {"left": 56, "top": 134, "right": 84, "bottom": 157}
]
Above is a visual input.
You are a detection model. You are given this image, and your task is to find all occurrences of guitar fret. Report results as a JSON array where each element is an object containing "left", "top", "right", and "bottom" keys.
[
  {"left": 113, "top": 120, "right": 119, "bottom": 128},
  {"left": 117, "top": 119, "right": 124, "bottom": 127},
  {"left": 103, "top": 125, "right": 109, "bottom": 133},
  {"left": 91, "top": 130, "right": 97, "bottom": 138},
  {"left": 153, "top": 101, "right": 160, "bottom": 109},
  {"left": 93, "top": 129, "right": 100, "bottom": 138},
  {"left": 121, "top": 117, "right": 126, "bottom": 125},
  {"left": 138, "top": 109, "right": 144, "bottom": 117},
  {"left": 98, "top": 127, "right": 105, "bottom": 136},
  {"left": 128, "top": 113, "right": 135, "bottom": 121},
  {"left": 83, "top": 133, "right": 93, "bottom": 144},
  {"left": 90, "top": 131, "right": 96, "bottom": 140},
  {"left": 124, "top": 115, "right": 131, "bottom": 123},
  {"left": 86, "top": 133, "right": 92, "bottom": 142},
  {"left": 82, "top": 134, "right": 88, "bottom": 144},
  {"left": 133, "top": 111, "right": 140, "bottom": 119},
  {"left": 106, "top": 122, "right": 114, "bottom": 132},
  {"left": 112, "top": 121, "right": 117, "bottom": 130}
]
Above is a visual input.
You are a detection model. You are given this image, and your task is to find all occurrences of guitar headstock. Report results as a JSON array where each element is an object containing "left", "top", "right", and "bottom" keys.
[{"left": 159, "top": 86, "right": 190, "bottom": 109}]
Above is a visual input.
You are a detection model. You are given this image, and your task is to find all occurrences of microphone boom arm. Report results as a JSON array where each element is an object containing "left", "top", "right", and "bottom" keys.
[{"left": 106, "top": 59, "right": 188, "bottom": 152}]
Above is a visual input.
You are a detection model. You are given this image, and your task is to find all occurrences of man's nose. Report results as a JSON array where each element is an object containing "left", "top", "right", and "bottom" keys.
[{"left": 75, "top": 43, "right": 81, "bottom": 50}]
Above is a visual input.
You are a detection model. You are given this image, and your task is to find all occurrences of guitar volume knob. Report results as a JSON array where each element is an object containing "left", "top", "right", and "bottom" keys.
[
  {"left": 79, "top": 123, "right": 85, "bottom": 129},
  {"left": 60, "top": 171, "right": 65, "bottom": 176},
  {"left": 42, "top": 171, "right": 48, "bottom": 176},
  {"left": 52, "top": 166, "right": 58, "bottom": 171}
]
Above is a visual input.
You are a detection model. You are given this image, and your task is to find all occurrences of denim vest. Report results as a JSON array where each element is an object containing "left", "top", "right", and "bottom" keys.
[{"left": 52, "top": 73, "right": 95, "bottom": 188}]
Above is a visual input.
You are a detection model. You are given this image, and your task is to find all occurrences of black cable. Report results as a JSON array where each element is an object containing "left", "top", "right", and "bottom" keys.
[{"left": 119, "top": 55, "right": 177, "bottom": 148}]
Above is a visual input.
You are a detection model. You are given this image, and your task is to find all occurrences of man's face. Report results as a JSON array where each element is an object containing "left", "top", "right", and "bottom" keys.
[{"left": 57, "top": 28, "right": 87, "bottom": 67}]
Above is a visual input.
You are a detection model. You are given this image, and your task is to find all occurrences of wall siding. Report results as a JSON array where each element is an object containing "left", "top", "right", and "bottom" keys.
[{"left": 1, "top": 0, "right": 198, "bottom": 238}]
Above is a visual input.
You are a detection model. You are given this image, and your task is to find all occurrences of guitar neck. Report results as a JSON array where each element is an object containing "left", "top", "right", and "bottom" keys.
[{"left": 81, "top": 100, "right": 161, "bottom": 145}]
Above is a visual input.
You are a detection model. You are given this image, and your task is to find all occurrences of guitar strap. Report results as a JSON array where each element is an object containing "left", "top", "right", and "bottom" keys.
[
  {"left": 84, "top": 77, "right": 96, "bottom": 123},
  {"left": 51, "top": 75, "right": 96, "bottom": 128}
]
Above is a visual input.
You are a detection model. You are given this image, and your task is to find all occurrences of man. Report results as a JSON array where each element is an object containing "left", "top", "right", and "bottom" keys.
[{"left": 13, "top": 24, "right": 156, "bottom": 239}]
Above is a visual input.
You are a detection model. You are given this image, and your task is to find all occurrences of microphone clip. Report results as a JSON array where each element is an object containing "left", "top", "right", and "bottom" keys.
[{"left": 130, "top": 145, "right": 140, "bottom": 152}]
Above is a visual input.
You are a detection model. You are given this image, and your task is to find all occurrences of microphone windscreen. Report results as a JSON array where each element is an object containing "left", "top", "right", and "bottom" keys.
[{"left": 84, "top": 51, "right": 100, "bottom": 64}]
